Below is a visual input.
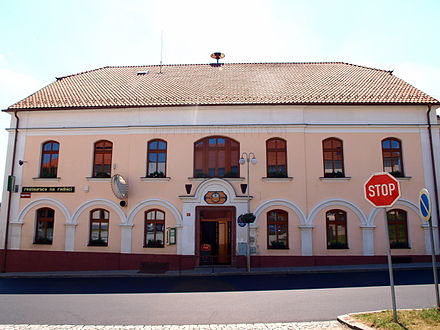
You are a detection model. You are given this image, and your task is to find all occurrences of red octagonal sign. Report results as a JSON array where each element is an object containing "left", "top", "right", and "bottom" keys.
[{"left": 364, "top": 172, "right": 401, "bottom": 208}]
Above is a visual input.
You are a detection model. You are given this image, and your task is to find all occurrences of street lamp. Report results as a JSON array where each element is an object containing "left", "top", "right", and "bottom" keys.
[{"left": 239, "top": 152, "right": 257, "bottom": 272}]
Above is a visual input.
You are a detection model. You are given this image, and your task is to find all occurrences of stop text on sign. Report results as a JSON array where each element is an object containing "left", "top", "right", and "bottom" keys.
[
  {"left": 367, "top": 183, "right": 397, "bottom": 197},
  {"left": 364, "top": 172, "right": 401, "bottom": 208}
]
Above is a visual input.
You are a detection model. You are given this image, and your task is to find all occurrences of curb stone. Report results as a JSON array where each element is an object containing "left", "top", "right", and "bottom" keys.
[{"left": 337, "top": 314, "right": 376, "bottom": 330}]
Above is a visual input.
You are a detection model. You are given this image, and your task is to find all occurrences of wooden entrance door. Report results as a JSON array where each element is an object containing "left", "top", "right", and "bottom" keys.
[{"left": 198, "top": 208, "right": 234, "bottom": 265}]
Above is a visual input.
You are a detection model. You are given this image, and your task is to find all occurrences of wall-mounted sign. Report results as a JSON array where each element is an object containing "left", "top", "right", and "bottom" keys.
[
  {"left": 22, "top": 186, "right": 75, "bottom": 193},
  {"left": 20, "top": 192, "right": 31, "bottom": 198},
  {"left": 204, "top": 191, "right": 227, "bottom": 204}
]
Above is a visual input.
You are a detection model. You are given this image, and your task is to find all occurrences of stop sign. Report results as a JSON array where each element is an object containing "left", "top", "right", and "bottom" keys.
[{"left": 364, "top": 172, "right": 401, "bottom": 208}]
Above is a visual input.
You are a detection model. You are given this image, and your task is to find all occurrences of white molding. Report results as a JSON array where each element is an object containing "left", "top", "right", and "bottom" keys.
[
  {"left": 32, "top": 177, "right": 61, "bottom": 182},
  {"left": 319, "top": 177, "right": 351, "bottom": 182},
  {"left": 127, "top": 198, "right": 182, "bottom": 226},
  {"left": 262, "top": 177, "right": 293, "bottom": 182},
  {"left": 367, "top": 198, "right": 420, "bottom": 226},
  {"left": 254, "top": 199, "right": 307, "bottom": 226},
  {"left": 18, "top": 125, "right": 426, "bottom": 136},
  {"left": 71, "top": 199, "right": 127, "bottom": 225},
  {"left": 140, "top": 177, "right": 171, "bottom": 182},
  {"left": 188, "top": 177, "right": 245, "bottom": 182},
  {"left": 361, "top": 226, "right": 375, "bottom": 256},
  {"left": 307, "top": 198, "right": 367, "bottom": 226},
  {"left": 16, "top": 198, "right": 71, "bottom": 224},
  {"left": 86, "top": 177, "right": 111, "bottom": 182}
]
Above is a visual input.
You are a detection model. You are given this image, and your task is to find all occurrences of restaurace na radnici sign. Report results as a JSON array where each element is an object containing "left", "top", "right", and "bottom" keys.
[{"left": 22, "top": 186, "right": 75, "bottom": 193}]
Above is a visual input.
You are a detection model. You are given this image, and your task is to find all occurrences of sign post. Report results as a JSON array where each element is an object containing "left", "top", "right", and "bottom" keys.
[
  {"left": 418, "top": 188, "right": 440, "bottom": 309},
  {"left": 364, "top": 172, "right": 401, "bottom": 322}
]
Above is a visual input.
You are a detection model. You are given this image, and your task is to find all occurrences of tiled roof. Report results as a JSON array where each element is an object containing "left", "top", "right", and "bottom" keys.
[{"left": 7, "top": 62, "right": 439, "bottom": 110}]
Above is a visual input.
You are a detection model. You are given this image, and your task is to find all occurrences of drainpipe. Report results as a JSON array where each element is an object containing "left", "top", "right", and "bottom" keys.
[
  {"left": 2, "top": 110, "right": 20, "bottom": 272},
  {"left": 426, "top": 105, "right": 440, "bottom": 250}
]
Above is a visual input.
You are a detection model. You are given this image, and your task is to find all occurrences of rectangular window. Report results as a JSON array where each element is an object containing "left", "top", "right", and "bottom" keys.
[
  {"left": 89, "top": 209, "right": 109, "bottom": 246},
  {"left": 144, "top": 210, "right": 165, "bottom": 248},
  {"left": 93, "top": 140, "right": 113, "bottom": 178},
  {"left": 147, "top": 139, "right": 167, "bottom": 177},
  {"left": 266, "top": 138, "right": 287, "bottom": 178},
  {"left": 35, "top": 208, "right": 54, "bottom": 244},
  {"left": 267, "top": 210, "right": 289, "bottom": 249},
  {"left": 326, "top": 210, "right": 348, "bottom": 249}
]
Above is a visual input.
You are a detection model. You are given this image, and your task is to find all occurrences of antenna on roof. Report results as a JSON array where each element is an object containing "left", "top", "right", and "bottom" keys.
[{"left": 159, "top": 31, "right": 164, "bottom": 74}]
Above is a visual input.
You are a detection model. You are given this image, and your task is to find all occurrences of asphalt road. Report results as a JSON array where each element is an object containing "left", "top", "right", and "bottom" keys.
[
  {"left": 0, "top": 268, "right": 438, "bottom": 294},
  {"left": 0, "top": 269, "right": 438, "bottom": 325}
]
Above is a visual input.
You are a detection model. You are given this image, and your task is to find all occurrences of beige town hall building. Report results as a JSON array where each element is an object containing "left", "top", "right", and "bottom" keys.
[{"left": 1, "top": 61, "right": 439, "bottom": 272}]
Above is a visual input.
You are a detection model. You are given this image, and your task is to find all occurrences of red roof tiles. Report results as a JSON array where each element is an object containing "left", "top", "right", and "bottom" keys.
[{"left": 7, "top": 62, "right": 439, "bottom": 110}]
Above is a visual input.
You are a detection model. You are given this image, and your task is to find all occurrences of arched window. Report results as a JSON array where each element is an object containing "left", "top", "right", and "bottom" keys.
[
  {"left": 93, "top": 140, "right": 113, "bottom": 178},
  {"left": 35, "top": 207, "right": 54, "bottom": 244},
  {"left": 387, "top": 209, "right": 409, "bottom": 249},
  {"left": 89, "top": 209, "right": 109, "bottom": 246},
  {"left": 147, "top": 139, "right": 167, "bottom": 177},
  {"left": 266, "top": 138, "right": 287, "bottom": 177},
  {"left": 326, "top": 209, "right": 348, "bottom": 249},
  {"left": 194, "top": 136, "right": 239, "bottom": 178},
  {"left": 144, "top": 209, "right": 165, "bottom": 248},
  {"left": 323, "top": 138, "right": 344, "bottom": 178},
  {"left": 382, "top": 138, "right": 404, "bottom": 177},
  {"left": 40, "top": 141, "right": 60, "bottom": 178},
  {"left": 267, "top": 210, "right": 288, "bottom": 249}
]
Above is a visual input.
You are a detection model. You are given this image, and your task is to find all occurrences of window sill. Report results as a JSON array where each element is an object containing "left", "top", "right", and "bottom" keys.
[
  {"left": 140, "top": 177, "right": 171, "bottom": 182},
  {"left": 327, "top": 246, "right": 349, "bottom": 249},
  {"left": 143, "top": 245, "right": 165, "bottom": 248},
  {"left": 395, "top": 176, "right": 412, "bottom": 181},
  {"left": 33, "top": 241, "right": 53, "bottom": 245},
  {"left": 88, "top": 243, "right": 108, "bottom": 247},
  {"left": 33, "top": 177, "right": 61, "bottom": 181},
  {"left": 86, "top": 177, "right": 111, "bottom": 182},
  {"left": 268, "top": 247, "right": 289, "bottom": 250},
  {"left": 319, "top": 177, "right": 351, "bottom": 182},
  {"left": 262, "top": 177, "right": 293, "bottom": 182},
  {"left": 188, "top": 177, "right": 245, "bottom": 182}
]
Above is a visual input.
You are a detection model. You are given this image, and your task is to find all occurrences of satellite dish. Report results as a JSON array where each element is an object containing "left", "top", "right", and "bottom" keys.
[{"left": 111, "top": 174, "right": 128, "bottom": 199}]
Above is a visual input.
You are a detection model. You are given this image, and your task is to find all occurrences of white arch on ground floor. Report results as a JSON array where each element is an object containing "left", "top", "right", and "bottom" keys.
[
  {"left": 70, "top": 198, "right": 127, "bottom": 225},
  {"left": 12, "top": 198, "right": 71, "bottom": 250},
  {"left": 366, "top": 198, "right": 439, "bottom": 255},
  {"left": 16, "top": 197, "right": 71, "bottom": 224},
  {"left": 366, "top": 199, "right": 420, "bottom": 226},
  {"left": 65, "top": 199, "right": 128, "bottom": 252},
  {"left": 127, "top": 198, "right": 182, "bottom": 226},
  {"left": 120, "top": 198, "right": 183, "bottom": 254},
  {"left": 254, "top": 199, "right": 311, "bottom": 256},
  {"left": 307, "top": 198, "right": 368, "bottom": 226},
  {"left": 253, "top": 199, "right": 307, "bottom": 226}
]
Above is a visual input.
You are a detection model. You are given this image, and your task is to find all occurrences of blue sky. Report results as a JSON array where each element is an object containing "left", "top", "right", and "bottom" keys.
[{"left": 1, "top": 0, "right": 439, "bottom": 191}]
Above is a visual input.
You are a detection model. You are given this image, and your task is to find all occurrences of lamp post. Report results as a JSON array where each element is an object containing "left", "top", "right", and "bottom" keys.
[{"left": 239, "top": 152, "right": 257, "bottom": 272}]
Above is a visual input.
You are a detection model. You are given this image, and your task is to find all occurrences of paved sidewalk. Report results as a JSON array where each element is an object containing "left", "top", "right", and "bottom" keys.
[
  {"left": 0, "top": 262, "right": 437, "bottom": 278},
  {"left": 0, "top": 321, "right": 350, "bottom": 329}
]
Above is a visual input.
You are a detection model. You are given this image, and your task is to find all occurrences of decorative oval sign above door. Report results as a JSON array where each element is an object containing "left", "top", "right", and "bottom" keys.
[{"left": 204, "top": 191, "right": 227, "bottom": 204}]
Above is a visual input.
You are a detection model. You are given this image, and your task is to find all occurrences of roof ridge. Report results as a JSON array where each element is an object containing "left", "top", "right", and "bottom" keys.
[
  {"left": 56, "top": 66, "right": 110, "bottom": 80},
  {"left": 106, "top": 61, "right": 349, "bottom": 68},
  {"left": 56, "top": 62, "right": 391, "bottom": 75},
  {"left": 341, "top": 62, "right": 391, "bottom": 73}
]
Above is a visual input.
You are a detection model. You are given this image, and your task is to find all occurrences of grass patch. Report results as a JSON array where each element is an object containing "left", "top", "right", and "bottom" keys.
[{"left": 353, "top": 308, "right": 440, "bottom": 329}]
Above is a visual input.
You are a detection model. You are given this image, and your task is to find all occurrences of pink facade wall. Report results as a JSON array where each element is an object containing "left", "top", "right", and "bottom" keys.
[{"left": 1, "top": 104, "right": 439, "bottom": 272}]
